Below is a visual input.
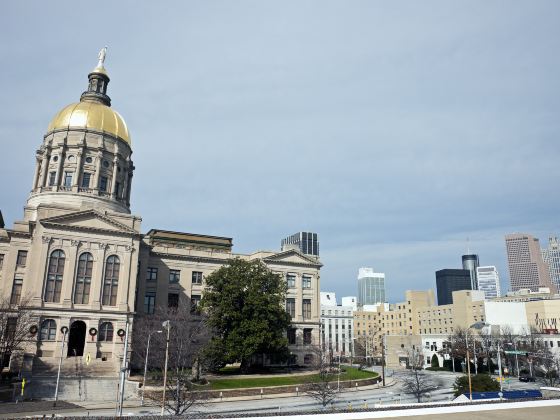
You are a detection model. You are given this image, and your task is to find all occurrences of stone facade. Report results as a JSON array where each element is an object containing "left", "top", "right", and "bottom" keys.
[{"left": 0, "top": 56, "right": 321, "bottom": 377}]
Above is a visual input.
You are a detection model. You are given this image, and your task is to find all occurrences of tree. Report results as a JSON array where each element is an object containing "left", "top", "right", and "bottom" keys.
[
  {"left": 200, "top": 258, "right": 291, "bottom": 373},
  {"left": 399, "top": 347, "right": 437, "bottom": 403},
  {"left": 0, "top": 296, "right": 34, "bottom": 373},
  {"left": 534, "top": 344, "right": 559, "bottom": 387},
  {"left": 453, "top": 373, "right": 500, "bottom": 397},
  {"left": 431, "top": 354, "right": 439, "bottom": 368},
  {"left": 304, "top": 347, "right": 339, "bottom": 408},
  {"left": 132, "top": 304, "right": 211, "bottom": 416}
]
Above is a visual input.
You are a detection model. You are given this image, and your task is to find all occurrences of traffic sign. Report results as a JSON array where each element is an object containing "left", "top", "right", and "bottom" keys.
[{"left": 504, "top": 350, "right": 527, "bottom": 355}]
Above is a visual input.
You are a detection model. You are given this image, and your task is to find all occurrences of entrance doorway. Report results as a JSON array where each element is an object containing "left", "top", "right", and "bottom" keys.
[{"left": 67, "top": 320, "right": 86, "bottom": 357}]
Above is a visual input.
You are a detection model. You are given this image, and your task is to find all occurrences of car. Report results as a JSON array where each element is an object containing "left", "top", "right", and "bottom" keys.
[{"left": 519, "top": 376, "right": 536, "bottom": 382}]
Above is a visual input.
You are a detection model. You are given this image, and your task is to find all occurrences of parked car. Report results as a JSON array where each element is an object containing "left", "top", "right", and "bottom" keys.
[{"left": 519, "top": 376, "right": 536, "bottom": 382}]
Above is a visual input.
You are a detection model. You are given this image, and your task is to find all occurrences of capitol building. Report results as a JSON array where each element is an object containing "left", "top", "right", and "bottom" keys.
[{"left": 0, "top": 52, "right": 321, "bottom": 379}]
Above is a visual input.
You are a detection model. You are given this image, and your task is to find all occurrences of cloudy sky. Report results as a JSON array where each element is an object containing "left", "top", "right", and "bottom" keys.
[{"left": 1, "top": 1, "right": 559, "bottom": 302}]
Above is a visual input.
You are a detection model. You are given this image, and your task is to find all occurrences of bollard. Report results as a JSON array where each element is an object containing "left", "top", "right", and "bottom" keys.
[
  {"left": 363, "top": 399, "right": 368, "bottom": 409},
  {"left": 355, "top": 382, "right": 358, "bottom": 391},
  {"left": 220, "top": 391, "right": 223, "bottom": 401},
  {"left": 260, "top": 388, "right": 263, "bottom": 399},
  {"left": 296, "top": 386, "right": 299, "bottom": 396}
]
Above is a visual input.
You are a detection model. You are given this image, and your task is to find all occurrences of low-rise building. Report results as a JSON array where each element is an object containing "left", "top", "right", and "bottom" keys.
[{"left": 320, "top": 292, "right": 354, "bottom": 355}]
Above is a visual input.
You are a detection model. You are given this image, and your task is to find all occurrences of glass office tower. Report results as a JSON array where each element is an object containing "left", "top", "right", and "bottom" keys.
[{"left": 357, "top": 267, "right": 385, "bottom": 306}]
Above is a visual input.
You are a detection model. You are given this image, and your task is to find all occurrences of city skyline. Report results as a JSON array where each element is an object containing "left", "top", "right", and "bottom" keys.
[{"left": 1, "top": 1, "right": 560, "bottom": 302}]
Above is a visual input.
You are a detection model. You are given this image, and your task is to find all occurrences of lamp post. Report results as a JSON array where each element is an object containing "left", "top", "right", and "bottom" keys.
[
  {"left": 141, "top": 330, "right": 162, "bottom": 406},
  {"left": 465, "top": 329, "right": 473, "bottom": 401},
  {"left": 160, "top": 320, "right": 171, "bottom": 416},
  {"left": 507, "top": 341, "right": 520, "bottom": 377},
  {"left": 381, "top": 334, "right": 386, "bottom": 387},
  {"left": 53, "top": 326, "right": 68, "bottom": 407}
]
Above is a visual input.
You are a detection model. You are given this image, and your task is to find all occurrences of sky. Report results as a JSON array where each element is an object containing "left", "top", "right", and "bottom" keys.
[{"left": 1, "top": 1, "right": 559, "bottom": 302}]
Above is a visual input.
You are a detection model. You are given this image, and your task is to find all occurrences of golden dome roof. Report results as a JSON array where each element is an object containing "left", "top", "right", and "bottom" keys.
[{"left": 47, "top": 101, "right": 131, "bottom": 145}]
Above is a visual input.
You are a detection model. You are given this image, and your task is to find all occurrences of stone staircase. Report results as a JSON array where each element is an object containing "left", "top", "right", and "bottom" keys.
[{"left": 31, "top": 356, "right": 118, "bottom": 378}]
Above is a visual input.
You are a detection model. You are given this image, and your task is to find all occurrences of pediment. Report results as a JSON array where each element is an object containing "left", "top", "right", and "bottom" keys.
[
  {"left": 263, "top": 249, "right": 322, "bottom": 267},
  {"left": 40, "top": 210, "right": 136, "bottom": 235}
]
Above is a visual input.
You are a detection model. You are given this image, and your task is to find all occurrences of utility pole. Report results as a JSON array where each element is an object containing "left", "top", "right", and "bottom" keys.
[
  {"left": 53, "top": 326, "right": 68, "bottom": 407},
  {"left": 161, "top": 320, "right": 171, "bottom": 416},
  {"left": 117, "top": 320, "right": 130, "bottom": 417},
  {"left": 381, "top": 334, "right": 386, "bottom": 387},
  {"left": 466, "top": 330, "right": 473, "bottom": 401}
]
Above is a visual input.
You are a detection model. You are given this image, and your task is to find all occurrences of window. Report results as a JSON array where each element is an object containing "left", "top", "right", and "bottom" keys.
[
  {"left": 302, "top": 299, "right": 311, "bottom": 319},
  {"left": 190, "top": 295, "right": 201, "bottom": 313},
  {"left": 10, "top": 277, "right": 23, "bottom": 305},
  {"left": 63, "top": 171, "right": 73, "bottom": 187},
  {"left": 102, "top": 255, "right": 119, "bottom": 306},
  {"left": 144, "top": 291, "right": 156, "bottom": 314},
  {"left": 287, "top": 328, "right": 296, "bottom": 345},
  {"left": 169, "top": 269, "right": 180, "bottom": 283},
  {"left": 74, "top": 252, "right": 93, "bottom": 304},
  {"left": 45, "top": 250, "right": 65, "bottom": 302},
  {"left": 98, "top": 322, "right": 114, "bottom": 342},
  {"left": 286, "top": 298, "right": 295, "bottom": 317},
  {"left": 302, "top": 275, "right": 311, "bottom": 289},
  {"left": 168, "top": 293, "right": 179, "bottom": 308},
  {"left": 146, "top": 267, "right": 158, "bottom": 281},
  {"left": 99, "top": 176, "right": 108, "bottom": 192},
  {"left": 192, "top": 271, "right": 203, "bottom": 285},
  {"left": 48, "top": 171, "right": 56, "bottom": 186},
  {"left": 5, "top": 318, "right": 17, "bottom": 341},
  {"left": 0, "top": 254, "right": 3, "bottom": 268},
  {"left": 286, "top": 273, "right": 296, "bottom": 288},
  {"left": 81, "top": 172, "right": 91, "bottom": 188},
  {"left": 114, "top": 181, "right": 121, "bottom": 195},
  {"left": 16, "top": 250, "right": 27, "bottom": 267},
  {"left": 303, "top": 328, "right": 312, "bottom": 345},
  {"left": 40, "top": 319, "right": 57, "bottom": 341}
]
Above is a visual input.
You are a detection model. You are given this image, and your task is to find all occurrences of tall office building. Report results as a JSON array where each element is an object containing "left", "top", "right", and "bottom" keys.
[
  {"left": 542, "top": 236, "right": 560, "bottom": 292},
  {"left": 357, "top": 267, "right": 386, "bottom": 306},
  {"left": 477, "top": 266, "right": 501, "bottom": 299},
  {"left": 435, "top": 269, "right": 472, "bottom": 305},
  {"left": 462, "top": 254, "right": 479, "bottom": 290},
  {"left": 281, "top": 232, "right": 319, "bottom": 256},
  {"left": 505, "top": 233, "right": 556, "bottom": 293}
]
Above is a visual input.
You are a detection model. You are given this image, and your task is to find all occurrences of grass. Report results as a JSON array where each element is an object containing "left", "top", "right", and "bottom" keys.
[{"left": 208, "top": 366, "right": 378, "bottom": 390}]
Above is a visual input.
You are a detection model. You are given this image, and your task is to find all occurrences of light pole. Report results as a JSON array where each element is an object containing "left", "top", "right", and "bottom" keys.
[
  {"left": 381, "top": 334, "right": 386, "bottom": 387},
  {"left": 53, "top": 326, "right": 68, "bottom": 407},
  {"left": 141, "top": 330, "right": 162, "bottom": 406},
  {"left": 161, "top": 320, "right": 171, "bottom": 416},
  {"left": 337, "top": 354, "right": 341, "bottom": 391},
  {"left": 465, "top": 329, "right": 473, "bottom": 401},
  {"left": 496, "top": 340, "right": 503, "bottom": 394},
  {"left": 507, "top": 341, "right": 520, "bottom": 377}
]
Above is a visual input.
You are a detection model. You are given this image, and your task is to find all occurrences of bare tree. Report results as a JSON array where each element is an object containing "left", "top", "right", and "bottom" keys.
[
  {"left": 133, "top": 304, "right": 211, "bottom": 416},
  {"left": 305, "top": 346, "right": 339, "bottom": 408},
  {"left": 534, "top": 341, "right": 560, "bottom": 387},
  {"left": 0, "top": 296, "right": 35, "bottom": 372},
  {"left": 400, "top": 347, "right": 437, "bottom": 403}
]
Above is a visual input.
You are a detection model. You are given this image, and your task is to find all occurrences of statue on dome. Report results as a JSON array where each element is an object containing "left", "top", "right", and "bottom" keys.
[{"left": 97, "top": 46, "right": 108, "bottom": 68}]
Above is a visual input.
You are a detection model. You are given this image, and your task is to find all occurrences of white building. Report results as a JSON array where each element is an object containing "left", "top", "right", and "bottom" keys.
[
  {"left": 320, "top": 292, "right": 355, "bottom": 355},
  {"left": 477, "top": 266, "right": 501, "bottom": 299},
  {"left": 341, "top": 296, "right": 358, "bottom": 310}
]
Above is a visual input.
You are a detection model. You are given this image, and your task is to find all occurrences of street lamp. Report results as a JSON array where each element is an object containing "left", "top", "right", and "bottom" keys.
[
  {"left": 53, "top": 326, "right": 68, "bottom": 407},
  {"left": 506, "top": 342, "right": 520, "bottom": 378},
  {"left": 141, "top": 330, "right": 162, "bottom": 406},
  {"left": 161, "top": 320, "right": 171, "bottom": 416}
]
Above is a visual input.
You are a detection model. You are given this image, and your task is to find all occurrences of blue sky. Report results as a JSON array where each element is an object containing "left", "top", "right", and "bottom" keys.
[{"left": 1, "top": 1, "right": 559, "bottom": 302}]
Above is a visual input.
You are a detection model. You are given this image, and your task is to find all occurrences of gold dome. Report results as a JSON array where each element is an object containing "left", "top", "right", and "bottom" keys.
[{"left": 47, "top": 101, "right": 131, "bottom": 145}]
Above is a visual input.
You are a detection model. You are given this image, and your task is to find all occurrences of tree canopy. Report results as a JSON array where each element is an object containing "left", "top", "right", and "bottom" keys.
[
  {"left": 453, "top": 374, "right": 500, "bottom": 397},
  {"left": 200, "top": 258, "right": 291, "bottom": 372}
]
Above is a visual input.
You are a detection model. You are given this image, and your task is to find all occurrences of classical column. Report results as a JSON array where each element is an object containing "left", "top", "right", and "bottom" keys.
[
  {"left": 118, "top": 245, "right": 135, "bottom": 312},
  {"left": 39, "top": 150, "right": 50, "bottom": 189},
  {"left": 32, "top": 153, "right": 41, "bottom": 192},
  {"left": 126, "top": 170, "right": 133, "bottom": 206},
  {"left": 93, "top": 150, "right": 103, "bottom": 192},
  {"left": 90, "top": 242, "right": 108, "bottom": 311},
  {"left": 61, "top": 240, "right": 80, "bottom": 308},
  {"left": 110, "top": 154, "right": 119, "bottom": 199},
  {"left": 32, "top": 236, "right": 53, "bottom": 307},
  {"left": 73, "top": 143, "right": 85, "bottom": 191}
]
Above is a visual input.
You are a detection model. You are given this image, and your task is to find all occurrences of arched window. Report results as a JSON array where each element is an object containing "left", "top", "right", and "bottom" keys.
[
  {"left": 102, "top": 255, "right": 119, "bottom": 306},
  {"left": 98, "top": 322, "right": 114, "bottom": 342},
  {"left": 45, "top": 250, "right": 65, "bottom": 302},
  {"left": 74, "top": 252, "right": 93, "bottom": 304},
  {"left": 40, "top": 319, "right": 57, "bottom": 341}
]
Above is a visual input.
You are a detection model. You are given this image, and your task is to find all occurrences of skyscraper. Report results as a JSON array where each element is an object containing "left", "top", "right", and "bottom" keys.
[
  {"left": 476, "top": 266, "right": 501, "bottom": 299},
  {"left": 462, "top": 254, "right": 479, "bottom": 290},
  {"left": 281, "top": 232, "right": 319, "bottom": 256},
  {"left": 505, "top": 233, "right": 556, "bottom": 293},
  {"left": 357, "top": 267, "right": 385, "bottom": 306},
  {"left": 435, "top": 269, "right": 472, "bottom": 305},
  {"left": 542, "top": 236, "right": 560, "bottom": 292}
]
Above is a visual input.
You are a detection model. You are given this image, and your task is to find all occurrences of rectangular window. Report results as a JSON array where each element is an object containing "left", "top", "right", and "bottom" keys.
[
  {"left": 286, "top": 273, "right": 296, "bottom": 288},
  {"left": 10, "top": 277, "right": 23, "bottom": 305},
  {"left": 81, "top": 172, "right": 91, "bottom": 188},
  {"left": 302, "top": 299, "right": 311, "bottom": 319},
  {"left": 169, "top": 269, "right": 180, "bottom": 283},
  {"left": 192, "top": 271, "right": 203, "bottom": 285},
  {"left": 190, "top": 294, "right": 201, "bottom": 313},
  {"left": 144, "top": 291, "right": 156, "bottom": 314},
  {"left": 287, "top": 328, "right": 296, "bottom": 345},
  {"left": 16, "top": 250, "right": 28, "bottom": 267},
  {"left": 146, "top": 267, "right": 158, "bottom": 281},
  {"left": 99, "top": 176, "right": 108, "bottom": 192},
  {"left": 63, "top": 171, "right": 73, "bottom": 187},
  {"left": 0, "top": 254, "right": 3, "bottom": 269},
  {"left": 286, "top": 298, "right": 295, "bottom": 318},
  {"left": 303, "top": 328, "right": 312, "bottom": 345},
  {"left": 168, "top": 293, "right": 179, "bottom": 308},
  {"left": 48, "top": 171, "right": 56, "bottom": 186},
  {"left": 114, "top": 181, "right": 121, "bottom": 195},
  {"left": 302, "top": 275, "right": 312, "bottom": 289}
]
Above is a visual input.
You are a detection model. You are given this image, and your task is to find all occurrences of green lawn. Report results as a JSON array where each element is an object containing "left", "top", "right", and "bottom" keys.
[{"left": 208, "top": 366, "right": 378, "bottom": 390}]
